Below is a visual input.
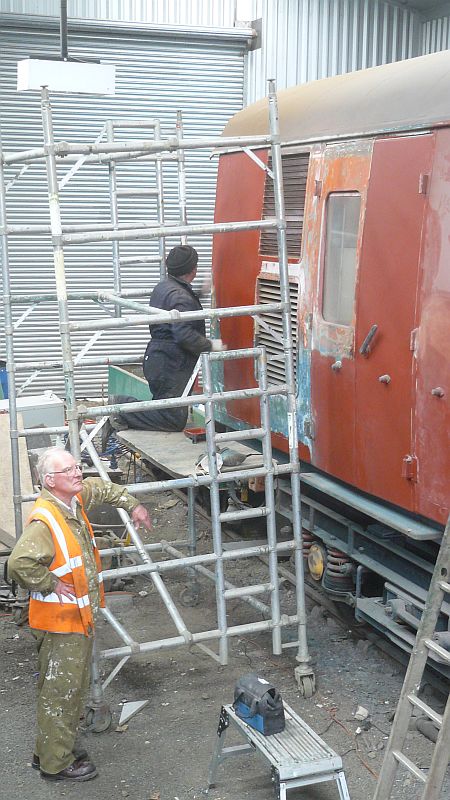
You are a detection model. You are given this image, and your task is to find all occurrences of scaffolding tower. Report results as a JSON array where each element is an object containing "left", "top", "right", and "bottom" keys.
[{"left": 0, "top": 81, "right": 315, "bottom": 708}]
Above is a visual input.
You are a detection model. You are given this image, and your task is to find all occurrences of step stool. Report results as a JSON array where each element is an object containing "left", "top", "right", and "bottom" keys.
[{"left": 208, "top": 702, "right": 350, "bottom": 799}]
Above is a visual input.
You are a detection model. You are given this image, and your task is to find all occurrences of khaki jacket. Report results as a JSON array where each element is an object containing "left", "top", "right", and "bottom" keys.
[{"left": 8, "top": 478, "right": 140, "bottom": 624}]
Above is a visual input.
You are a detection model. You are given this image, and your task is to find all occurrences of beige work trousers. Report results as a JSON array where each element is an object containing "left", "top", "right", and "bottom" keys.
[{"left": 33, "top": 630, "right": 93, "bottom": 774}]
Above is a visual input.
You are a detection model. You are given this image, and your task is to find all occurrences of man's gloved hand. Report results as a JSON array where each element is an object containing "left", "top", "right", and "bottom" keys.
[{"left": 211, "top": 339, "right": 227, "bottom": 352}]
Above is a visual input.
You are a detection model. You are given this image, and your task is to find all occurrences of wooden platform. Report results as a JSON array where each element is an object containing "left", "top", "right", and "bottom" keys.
[{"left": 116, "top": 429, "right": 264, "bottom": 479}]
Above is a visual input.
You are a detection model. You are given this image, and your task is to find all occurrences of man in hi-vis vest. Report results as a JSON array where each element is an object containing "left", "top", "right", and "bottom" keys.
[{"left": 8, "top": 446, "right": 151, "bottom": 783}]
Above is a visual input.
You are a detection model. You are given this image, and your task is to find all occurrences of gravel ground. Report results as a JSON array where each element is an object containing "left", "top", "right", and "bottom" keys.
[{"left": 1, "top": 488, "right": 449, "bottom": 800}]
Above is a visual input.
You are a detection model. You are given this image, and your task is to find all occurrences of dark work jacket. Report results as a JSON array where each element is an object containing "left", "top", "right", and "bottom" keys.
[
  {"left": 144, "top": 276, "right": 212, "bottom": 380},
  {"left": 147, "top": 275, "right": 211, "bottom": 354}
]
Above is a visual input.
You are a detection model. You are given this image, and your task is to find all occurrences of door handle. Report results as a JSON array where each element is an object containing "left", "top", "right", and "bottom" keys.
[
  {"left": 331, "top": 360, "right": 342, "bottom": 371},
  {"left": 359, "top": 324, "right": 378, "bottom": 357}
]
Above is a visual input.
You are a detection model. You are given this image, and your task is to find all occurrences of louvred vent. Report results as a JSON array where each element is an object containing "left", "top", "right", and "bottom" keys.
[
  {"left": 260, "top": 151, "right": 310, "bottom": 259},
  {"left": 255, "top": 277, "right": 298, "bottom": 386}
]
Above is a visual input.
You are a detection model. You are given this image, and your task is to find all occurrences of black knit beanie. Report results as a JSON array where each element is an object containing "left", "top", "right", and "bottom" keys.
[{"left": 166, "top": 245, "right": 198, "bottom": 276}]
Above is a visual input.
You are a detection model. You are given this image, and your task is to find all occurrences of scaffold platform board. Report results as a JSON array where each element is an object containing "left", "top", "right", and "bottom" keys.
[{"left": 116, "top": 428, "right": 265, "bottom": 479}]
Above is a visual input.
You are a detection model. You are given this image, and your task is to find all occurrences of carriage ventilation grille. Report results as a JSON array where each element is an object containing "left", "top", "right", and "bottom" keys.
[
  {"left": 260, "top": 151, "right": 310, "bottom": 259},
  {"left": 255, "top": 278, "right": 298, "bottom": 387}
]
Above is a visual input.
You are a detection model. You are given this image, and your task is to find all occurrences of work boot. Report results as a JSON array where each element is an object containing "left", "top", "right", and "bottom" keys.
[
  {"left": 32, "top": 744, "right": 89, "bottom": 770},
  {"left": 40, "top": 759, "right": 97, "bottom": 782}
]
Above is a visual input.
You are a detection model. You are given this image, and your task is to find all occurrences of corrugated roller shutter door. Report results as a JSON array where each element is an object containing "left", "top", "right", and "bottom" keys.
[{"left": 0, "top": 21, "right": 244, "bottom": 397}]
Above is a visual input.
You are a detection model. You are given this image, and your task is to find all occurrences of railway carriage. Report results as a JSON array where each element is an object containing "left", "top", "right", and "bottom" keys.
[{"left": 212, "top": 51, "right": 450, "bottom": 673}]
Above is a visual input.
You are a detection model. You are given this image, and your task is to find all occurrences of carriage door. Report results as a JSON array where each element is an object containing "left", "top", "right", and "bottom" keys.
[
  {"left": 310, "top": 142, "right": 371, "bottom": 487},
  {"left": 354, "top": 135, "right": 433, "bottom": 512}
]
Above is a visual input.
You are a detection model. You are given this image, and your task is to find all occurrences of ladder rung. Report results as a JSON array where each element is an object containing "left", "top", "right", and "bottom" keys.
[
  {"left": 439, "top": 579, "right": 450, "bottom": 593},
  {"left": 219, "top": 507, "right": 268, "bottom": 523},
  {"left": 215, "top": 427, "right": 265, "bottom": 443},
  {"left": 119, "top": 256, "right": 162, "bottom": 266},
  {"left": 424, "top": 637, "right": 450, "bottom": 663},
  {"left": 111, "top": 119, "right": 158, "bottom": 129},
  {"left": 407, "top": 694, "right": 443, "bottom": 727},
  {"left": 392, "top": 751, "right": 427, "bottom": 783},
  {"left": 224, "top": 582, "right": 272, "bottom": 599},
  {"left": 116, "top": 189, "right": 159, "bottom": 197}
]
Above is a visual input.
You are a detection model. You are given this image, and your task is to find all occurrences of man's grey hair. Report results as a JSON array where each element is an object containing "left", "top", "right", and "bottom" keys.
[{"left": 37, "top": 446, "right": 67, "bottom": 486}]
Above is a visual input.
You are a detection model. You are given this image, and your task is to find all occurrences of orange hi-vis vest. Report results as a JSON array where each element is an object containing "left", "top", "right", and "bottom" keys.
[{"left": 28, "top": 496, "right": 105, "bottom": 636}]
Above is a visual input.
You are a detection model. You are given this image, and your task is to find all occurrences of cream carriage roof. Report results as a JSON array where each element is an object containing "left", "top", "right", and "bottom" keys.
[{"left": 223, "top": 50, "right": 450, "bottom": 144}]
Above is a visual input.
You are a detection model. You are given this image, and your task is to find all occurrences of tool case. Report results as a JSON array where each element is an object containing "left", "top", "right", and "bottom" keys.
[{"left": 233, "top": 674, "right": 285, "bottom": 736}]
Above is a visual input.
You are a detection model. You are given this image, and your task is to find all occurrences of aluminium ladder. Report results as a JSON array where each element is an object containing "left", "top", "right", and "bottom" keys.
[
  {"left": 106, "top": 117, "right": 166, "bottom": 291},
  {"left": 106, "top": 110, "right": 189, "bottom": 295},
  {"left": 373, "top": 515, "right": 450, "bottom": 800}
]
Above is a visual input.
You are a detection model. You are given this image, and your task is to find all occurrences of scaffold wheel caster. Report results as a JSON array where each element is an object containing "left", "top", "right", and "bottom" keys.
[
  {"left": 299, "top": 675, "right": 315, "bottom": 698},
  {"left": 295, "top": 671, "right": 316, "bottom": 698},
  {"left": 180, "top": 585, "right": 202, "bottom": 607},
  {"left": 84, "top": 704, "right": 112, "bottom": 733}
]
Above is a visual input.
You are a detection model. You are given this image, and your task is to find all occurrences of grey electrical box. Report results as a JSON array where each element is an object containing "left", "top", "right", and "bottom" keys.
[{"left": 0, "top": 391, "right": 65, "bottom": 430}]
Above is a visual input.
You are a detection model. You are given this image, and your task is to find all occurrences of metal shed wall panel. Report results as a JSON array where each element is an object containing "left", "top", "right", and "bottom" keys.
[
  {"left": 422, "top": 16, "right": 450, "bottom": 52},
  {"left": 244, "top": 0, "right": 421, "bottom": 103},
  {"left": 0, "top": 18, "right": 245, "bottom": 398},
  {"left": 0, "top": 0, "right": 237, "bottom": 27}
]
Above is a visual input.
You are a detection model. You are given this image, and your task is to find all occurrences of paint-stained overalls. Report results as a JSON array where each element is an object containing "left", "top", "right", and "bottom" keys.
[{"left": 8, "top": 480, "right": 139, "bottom": 775}]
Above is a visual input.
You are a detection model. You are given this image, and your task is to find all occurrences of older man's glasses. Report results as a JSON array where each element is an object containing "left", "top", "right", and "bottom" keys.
[{"left": 47, "top": 463, "right": 83, "bottom": 476}]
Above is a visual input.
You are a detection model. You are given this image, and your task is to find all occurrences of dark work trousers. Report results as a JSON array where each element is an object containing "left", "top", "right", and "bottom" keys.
[
  {"left": 33, "top": 630, "right": 93, "bottom": 774},
  {"left": 112, "top": 344, "right": 196, "bottom": 432}
]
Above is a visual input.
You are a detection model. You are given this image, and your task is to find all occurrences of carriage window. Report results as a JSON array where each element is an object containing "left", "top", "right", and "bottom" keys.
[{"left": 322, "top": 193, "right": 360, "bottom": 326}]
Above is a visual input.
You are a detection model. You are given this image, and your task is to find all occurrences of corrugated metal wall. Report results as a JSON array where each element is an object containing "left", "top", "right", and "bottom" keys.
[
  {"left": 244, "top": 0, "right": 422, "bottom": 102},
  {"left": 0, "top": 16, "right": 246, "bottom": 397},
  {"left": 422, "top": 15, "right": 450, "bottom": 53},
  {"left": 1, "top": 2, "right": 449, "bottom": 400},
  {"left": 0, "top": 0, "right": 237, "bottom": 26}
]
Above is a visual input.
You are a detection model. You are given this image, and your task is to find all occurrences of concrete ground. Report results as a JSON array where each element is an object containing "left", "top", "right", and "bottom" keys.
[{"left": 1, "top": 488, "right": 449, "bottom": 800}]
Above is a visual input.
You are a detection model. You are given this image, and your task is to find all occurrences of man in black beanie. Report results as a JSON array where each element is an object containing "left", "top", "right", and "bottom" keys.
[{"left": 103, "top": 245, "right": 225, "bottom": 439}]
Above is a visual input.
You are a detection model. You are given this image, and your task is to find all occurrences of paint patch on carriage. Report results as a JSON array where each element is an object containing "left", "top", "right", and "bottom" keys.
[{"left": 296, "top": 346, "right": 313, "bottom": 455}]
